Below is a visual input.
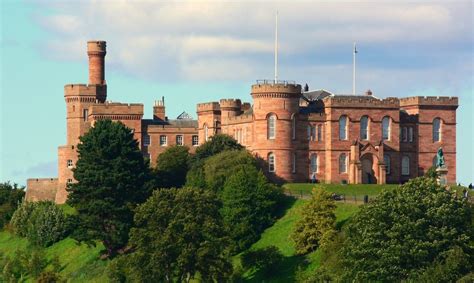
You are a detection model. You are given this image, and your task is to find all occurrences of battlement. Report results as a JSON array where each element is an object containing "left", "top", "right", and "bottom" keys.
[
  {"left": 197, "top": 102, "right": 220, "bottom": 113},
  {"left": 325, "top": 96, "right": 400, "bottom": 108},
  {"left": 251, "top": 81, "right": 302, "bottom": 98},
  {"left": 227, "top": 113, "right": 253, "bottom": 124},
  {"left": 64, "top": 84, "right": 107, "bottom": 100},
  {"left": 399, "top": 96, "right": 458, "bottom": 107},
  {"left": 90, "top": 102, "right": 144, "bottom": 118},
  {"left": 220, "top": 99, "right": 242, "bottom": 109},
  {"left": 87, "top": 41, "right": 106, "bottom": 54}
]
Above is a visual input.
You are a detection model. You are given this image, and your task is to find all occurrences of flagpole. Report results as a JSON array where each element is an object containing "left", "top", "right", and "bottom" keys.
[
  {"left": 353, "top": 42, "right": 356, "bottom": 95},
  {"left": 274, "top": 11, "right": 278, "bottom": 83}
]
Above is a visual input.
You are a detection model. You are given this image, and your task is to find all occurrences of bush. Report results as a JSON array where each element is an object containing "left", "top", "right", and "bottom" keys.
[
  {"left": 36, "top": 271, "right": 63, "bottom": 283},
  {"left": 154, "top": 145, "right": 190, "bottom": 188},
  {"left": 0, "top": 247, "right": 48, "bottom": 281},
  {"left": 0, "top": 182, "right": 25, "bottom": 229},
  {"left": 241, "top": 246, "right": 284, "bottom": 277}
]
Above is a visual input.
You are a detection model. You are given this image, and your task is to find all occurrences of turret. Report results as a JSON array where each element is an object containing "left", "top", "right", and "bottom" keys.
[
  {"left": 87, "top": 41, "right": 106, "bottom": 85},
  {"left": 220, "top": 99, "right": 242, "bottom": 124}
]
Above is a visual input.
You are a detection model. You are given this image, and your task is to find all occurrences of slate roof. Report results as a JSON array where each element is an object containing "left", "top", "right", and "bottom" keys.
[{"left": 142, "top": 119, "right": 198, "bottom": 128}]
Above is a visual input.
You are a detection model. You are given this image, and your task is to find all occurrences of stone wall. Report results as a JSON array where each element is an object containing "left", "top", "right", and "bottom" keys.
[{"left": 26, "top": 178, "right": 58, "bottom": 202}]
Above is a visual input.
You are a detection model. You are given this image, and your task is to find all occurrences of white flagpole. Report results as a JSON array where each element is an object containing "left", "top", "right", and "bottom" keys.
[
  {"left": 353, "top": 42, "right": 356, "bottom": 95},
  {"left": 274, "top": 11, "right": 278, "bottom": 83}
]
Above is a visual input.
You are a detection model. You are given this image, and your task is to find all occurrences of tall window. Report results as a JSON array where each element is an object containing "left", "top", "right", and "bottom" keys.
[
  {"left": 433, "top": 118, "right": 441, "bottom": 142},
  {"left": 268, "top": 153, "right": 275, "bottom": 172},
  {"left": 402, "top": 156, "right": 410, "bottom": 176},
  {"left": 292, "top": 153, "right": 296, "bottom": 173},
  {"left": 384, "top": 154, "right": 391, "bottom": 174},
  {"left": 382, "top": 116, "right": 390, "bottom": 141},
  {"left": 67, "top": 159, "right": 73, "bottom": 168},
  {"left": 143, "top": 134, "right": 151, "bottom": 146},
  {"left": 83, "top": 109, "right": 89, "bottom": 122},
  {"left": 339, "top": 153, "right": 347, "bottom": 173},
  {"left": 310, "top": 154, "right": 318, "bottom": 173},
  {"left": 268, "top": 114, "right": 276, "bottom": 139},
  {"left": 291, "top": 114, "right": 296, "bottom": 140},
  {"left": 408, "top": 127, "right": 414, "bottom": 142},
  {"left": 192, "top": 135, "right": 199, "bottom": 146},
  {"left": 160, "top": 135, "right": 167, "bottom": 146},
  {"left": 311, "top": 126, "right": 316, "bottom": 141},
  {"left": 401, "top": 127, "right": 407, "bottom": 142},
  {"left": 204, "top": 124, "right": 209, "bottom": 141},
  {"left": 360, "top": 116, "right": 369, "bottom": 140},
  {"left": 176, "top": 135, "right": 183, "bottom": 146},
  {"left": 317, "top": 124, "right": 322, "bottom": 141},
  {"left": 307, "top": 125, "right": 311, "bottom": 140},
  {"left": 339, "top": 116, "right": 348, "bottom": 140}
]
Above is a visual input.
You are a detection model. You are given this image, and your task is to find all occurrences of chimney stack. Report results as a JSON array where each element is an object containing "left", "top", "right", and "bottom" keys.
[
  {"left": 153, "top": 97, "right": 166, "bottom": 121},
  {"left": 87, "top": 41, "right": 106, "bottom": 85}
]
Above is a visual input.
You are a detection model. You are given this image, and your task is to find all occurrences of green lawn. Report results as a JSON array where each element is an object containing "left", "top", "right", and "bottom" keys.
[
  {"left": 0, "top": 231, "right": 108, "bottom": 282},
  {"left": 236, "top": 198, "right": 360, "bottom": 282},
  {"left": 284, "top": 183, "right": 399, "bottom": 198}
]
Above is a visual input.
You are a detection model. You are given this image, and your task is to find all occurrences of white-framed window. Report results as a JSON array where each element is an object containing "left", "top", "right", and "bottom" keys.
[
  {"left": 83, "top": 109, "right": 88, "bottom": 122},
  {"left": 401, "top": 127, "right": 407, "bottom": 142},
  {"left": 360, "top": 116, "right": 369, "bottom": 140},
  {"left": 317, "top": 124, "right": 323, "bottom": 141},
  {"left": 384, "top": 154, "right": 391, "bottom": 175},
  {"left": 382, "top": 116, "right": 391, "bottom": 141},
  {"left": 310, "top": 153, "right": 318, "bottom": 173},
  {"left": 176, "top": 135, "right": 183, "bottom": 146},
  {"left": 433, "top": 118, "right": 441, "bottom": 142},
  {"left": 67, "top": 179, "right": 73, "bottom": 184},
  {"left": 291, "top": 114, "right": 296, "bottom": 140},
  {"left": 192, "top": 135, "right": 199, "bottom": 146},
  {"left": 268, "top": 153, "right": 275, "bottom": 172},
  {"left": 339, "top": 116, "right": 348, "bottom": 140},
  {"left": 311, "top": 126, "right": 316, "bottom": 141},
  {"left": 67, "top": 159, "right": 73, "bottom": 168},
  {"left": 292, "top": 153, "right": 296, "bottom": 173},
  {"left": 204, "top": 124, "right": 209, "bottom": 141},
  {"left": 409, "top": 127, "right": 414, "bottom": 142},
  {"left": 402, "top": 156, "right": 410, "bottom": 176},
  {"left": 339, "top": 153, "right": 347, "bottom": 173},
  {"left": 143, "top": 134, "right": 151, "bottom": 146},
  {"left": 307, "top": 125, "right": 311, "bottom": 140},
  {"left": 160, "top": 135, "right": 167, "bottom": 146},
  {"left": 268, "top": 114, "right": 276, "bottom": 139}
]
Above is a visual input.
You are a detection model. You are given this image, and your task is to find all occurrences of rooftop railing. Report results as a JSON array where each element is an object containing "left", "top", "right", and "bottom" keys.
[{"left": 256, "top": 79, "right": 297, "bottom": 85}]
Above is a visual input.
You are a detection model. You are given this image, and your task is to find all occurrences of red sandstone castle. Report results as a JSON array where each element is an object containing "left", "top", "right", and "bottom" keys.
[{"left": 26, "top": 41, "right": 458, "bottom": 203}]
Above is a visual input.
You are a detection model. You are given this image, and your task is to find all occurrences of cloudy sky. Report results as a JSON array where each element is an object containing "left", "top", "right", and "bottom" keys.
[{"left": 1, "top": 0, "right": 473, "bottom": 185}]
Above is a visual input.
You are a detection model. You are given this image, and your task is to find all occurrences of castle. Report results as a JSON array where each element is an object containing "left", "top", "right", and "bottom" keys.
[{"left": 26, "top": 41, "right": 458, "bottom": 203}]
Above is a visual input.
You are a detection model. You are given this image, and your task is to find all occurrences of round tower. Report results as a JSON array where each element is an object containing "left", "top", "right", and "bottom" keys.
[
  {"left": 87, "top": 41, "right": 106, "bottom": 85},
  {"left": 251, "top": 81, "right": 302, "bottom": 182},
  {"left": 220, "top": 99, "right": 242, "bottom": 124}
]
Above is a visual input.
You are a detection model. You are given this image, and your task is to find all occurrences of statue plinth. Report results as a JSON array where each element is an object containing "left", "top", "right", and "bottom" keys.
[{"left": 436, "top": 166, "right": 448, "bottom": 186}]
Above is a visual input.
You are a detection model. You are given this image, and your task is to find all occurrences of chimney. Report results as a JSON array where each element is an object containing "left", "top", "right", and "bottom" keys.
[
  {"left": 153, "top": 97, "right": 166, "bottom": 121},
  {"left": 87, "top": 41, "right": 106, "bottom": 85},
  {"left": 365, "top": 89, "right": 373, "bottom": 96}
]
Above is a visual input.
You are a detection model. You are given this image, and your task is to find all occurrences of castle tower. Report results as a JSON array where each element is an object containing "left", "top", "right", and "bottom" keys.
[
  {"left": 197, "top": 102, "right": 221, "bottom": 143},
  {"left": 87, "top": 41, "right": 107, "bottom": 86},
  {"left": 220, "top": 99, "right": 242, "bottom": 125},
  {"left": 251, "top": 81, "right": 302, "bottom": 182}
]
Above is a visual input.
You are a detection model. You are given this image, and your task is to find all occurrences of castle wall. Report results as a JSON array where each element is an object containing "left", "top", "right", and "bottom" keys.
[{"left": 26, "top": 178, "right": 58, "bottom": 202}]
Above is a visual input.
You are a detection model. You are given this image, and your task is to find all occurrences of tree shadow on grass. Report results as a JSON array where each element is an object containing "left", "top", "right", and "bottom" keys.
[
  {"left": 274, "top": 195, "right": 297, "bottom": 220},
  {"left": 243, "top": 254, "right": 309, "bottom": 283}
]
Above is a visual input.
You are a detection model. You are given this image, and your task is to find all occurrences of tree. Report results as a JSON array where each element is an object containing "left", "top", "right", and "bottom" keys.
[
  {"left": 126, "top": 187, "right": 232, "bottom": 282},
  {"left": 221, "top": 165, "right": 283, "bottom": 252},
  {"left": 425, "top": 166, "right": 438, "bottom": 179},
  {"left": 338, "top": 177, "right": 473, "bottom": 281},
  {"left": 67, "top": 119, "right": 152, "bottom": 257},
  {"left": 0, "top": 182, "right": 25, "bottom": 228},
  {"left": 154, "top": 145, "right": 190, "bottom": 188},
  {"left": 291, "top": 188, "right": 337, "bottom": 255}
]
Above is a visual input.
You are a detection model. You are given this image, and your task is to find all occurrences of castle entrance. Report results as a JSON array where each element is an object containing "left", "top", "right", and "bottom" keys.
[{"left": 361, "top": 153, "right": 377, "bottom": 184}]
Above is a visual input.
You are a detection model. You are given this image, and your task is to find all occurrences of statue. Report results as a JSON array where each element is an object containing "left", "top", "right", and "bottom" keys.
[{"left": 436, "top": 147, "right": 445, "bottom": 168}]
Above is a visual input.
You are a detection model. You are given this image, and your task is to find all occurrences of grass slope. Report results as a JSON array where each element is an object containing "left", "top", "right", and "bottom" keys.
[{"left": 284, "top": 183, "right": 398, "bottom": 198}]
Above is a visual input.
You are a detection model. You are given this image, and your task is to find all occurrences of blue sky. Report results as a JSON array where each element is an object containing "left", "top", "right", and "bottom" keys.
[{"left": 1, "top": 0, "right": 473, "bottom": 186}]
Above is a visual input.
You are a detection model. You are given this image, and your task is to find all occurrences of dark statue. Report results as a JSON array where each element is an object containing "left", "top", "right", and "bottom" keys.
[{"left": 436, "top": 147, "right": 446, "bottom": 168}]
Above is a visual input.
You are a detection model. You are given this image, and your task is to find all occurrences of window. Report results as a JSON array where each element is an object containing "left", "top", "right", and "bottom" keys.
[
  {"left": 339, "top": 116, "right": 348, "bottom": 140},
  {"left": 310, "top": 154, "right": 318, "bottom": 173},
  {"left": 311, "top": 126, "right": 316, "bottom": 141},
  {"left": 292, "top": 153, "right": 296, "bottom": 173},
  {"left": 433, "top": 118, "right": 441, "bottom": 142},
  {"left": 268, "top": 153, "right": 275, "bottom": 172},
  {"left": 384, "top": 154, "right": 391, "bottom": 174},
  {"left": 291, "top": 114, "right": 296, "bottom": 140},
  {"left": 267, "top": 114, "right": 276, "bottom": 139},
  {"left": 307, "top": 125, "right": 311, "bottom": 140},
  {"left": 204, "top": 124, "right": 209, "bottom": 141},
  {"left": 382, "top": 116, "right": 390, "bottom": 141},
  {"left": 67, "top": 159, "right": 73, "bottom": 168},
  {"left": 67, "top": 179, "right": 73, "bottom": 184},
  {"left": 360, "top": 116, "right": 369, "bottom": 140},
  {"left": 143, "top": 135, "right": 151, "bottom": 146},
  {"left": 160, "top": 135, "right": 167, "bottom": 146},
  {"left": 409, "top": 127, "right": 414, "bottom": 142},
  {"left": 83, "top": 109, "right": 88, "bottom": 122},
  {"left": 401, "top": 127, "right": 407, "bottom": 142},
  {"left": 192, "top": 135, "right": 199, "bottom": 146},
  {"left": 176, "top": 135, "right": 183, "bottom": 146},
  {"left": 339, "top": 153, "right": 347, "bottom": 173},
  {"left": 317, "top": 124, "right": 322, "bottom": 141},
  {"left": 402, "top": 156, "right": 410, "bottom": 176}
]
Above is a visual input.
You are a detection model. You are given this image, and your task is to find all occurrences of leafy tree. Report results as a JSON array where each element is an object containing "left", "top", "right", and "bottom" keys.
[
  {"left": 0, "top": 182, "right": 25, "bottom": 228},
  {"left": 221, "top": 165, "right": 283, "bottom": 252},
  {"left": 240, "top": 246, "right": 284, "bottom": 277},
  {"left": 291, "top": 188, "right": 337, "bottom": 255},
  {"left": 127, "top": 187, "right": 232, "bottom": 282},
  {"left": 425, "top": 166, "right": 438, "bottom": 179},
  {"left": 154, "top": 145, "right": 190, "bottom": 188},
  {"left": 10, "top": 201, "right": 36, "bottom": 237},
  {"left": 67, "top": 119, "right": 152, "bottom": 257},
  {"left": 338, "top": 177, "right": 473, "bottom": 281}
]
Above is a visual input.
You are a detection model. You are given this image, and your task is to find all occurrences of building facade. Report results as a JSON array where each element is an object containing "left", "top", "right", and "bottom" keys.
[{"left": 26, "top": 41, "right": 458, "bottom": 203}]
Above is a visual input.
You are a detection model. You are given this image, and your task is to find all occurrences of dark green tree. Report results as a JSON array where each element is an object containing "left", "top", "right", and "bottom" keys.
[
  {"left": 425, "top": 166, "right": 439, "bottom": 179},
  {"left": 221, "top": 165, "right": 282, "bottom": 252},
  {"left": 66, "top": 119, "right": 151, "bottom": 257},
  {"left": 126, "top": 187, "right": 232, "bottom": 282},
  {"left": 154, "top": 145, "right": 190, "bottom": 188},
  {"left": 0, "top": 182, "right": 25, "bottom": 228},
  {"left": 338, "top": 177, "right": 473, "bottom": 281},
  {"left": 291, "top": 188, "right": 337, "bottom": 255}
]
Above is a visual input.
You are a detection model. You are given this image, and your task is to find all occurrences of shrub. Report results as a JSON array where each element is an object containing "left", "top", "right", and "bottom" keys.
[
  {"left": 240, "top": 246, "right": 284, "bottom": 277},
  {"left": 0, "top": 182, "right": 25, "bottom": 229},
  {"left": 154, "top": 145, "right": 190, "bottom": 188},
  {"left": 36, "top": 271, "right": 63, "bottom": 283}
]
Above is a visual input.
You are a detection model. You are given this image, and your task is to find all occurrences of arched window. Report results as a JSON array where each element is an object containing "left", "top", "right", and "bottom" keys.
[
  {"left": 339, "top": 153, "right": 347, "bottom": 173},
  {"left": 317, "top": 124, "right": 323, "bottom": 141},
  {"left": 382, "top": 116, "right": 391, "bottom": 141},
  {"left": 292, "top": 152, "right": 296, "bottom": 173},
  {"left": 433, "top": 118, "right": 441, "bottom": 142},
  {"left": 402, "top": 156, "right": 410, "bottom": 176},
  {"left": 311, "top": 126, "right": 316, "bottom": 141},
  {"left": 408, "top": 127, "right": 414, "bottom": 142},
  {"left": 267, "top": 114, "right": 276, "bottom": 139},
  {"left": 291, "top": 114, "right": 296, "bottom": 140},
  {"left": 310, "top": 153, "right": 318, "bottom": 173},
  {"left": 401, "top": 127, "right": 407, "bottom": 142},
  {"left": 384, "top": 154, "right": 391, "bottom": 175},
  {"left": 360, "top": 116, "right": 369, "bottom": 140},
  {"left": 268, "top": 153, "right": 275, "bottom": 172},
  {"left": 339, "top": 116, "right": 348, "bottom": 140},
  {"left": 204, "top": 124, "right": 209, "bottom": 141}
]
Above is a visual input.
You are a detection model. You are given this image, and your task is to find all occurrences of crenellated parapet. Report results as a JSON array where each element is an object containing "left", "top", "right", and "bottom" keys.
[
  {"left": 89, "top": 102, "right": 144, "bottom": 120},
  {"left": 220, "top": 99, "right": 242, "bottom": 110},
  {"left": 64, "top": 84, "right": 107, "bottom": 103},
  {"left": 325, "top": 96, "right": 400, "bottom": 109},
  {"left": 227, "top": 113, "right": 253, "bottom": 124},
  {"left": 197, "top": 102, "right": 220, "bottom": 113},
  {"left": 251, "top": 81, "right": 302, "bottom": 98},
  {"left": 399, "top": 96, "right": 458, "bottom": 107}
]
